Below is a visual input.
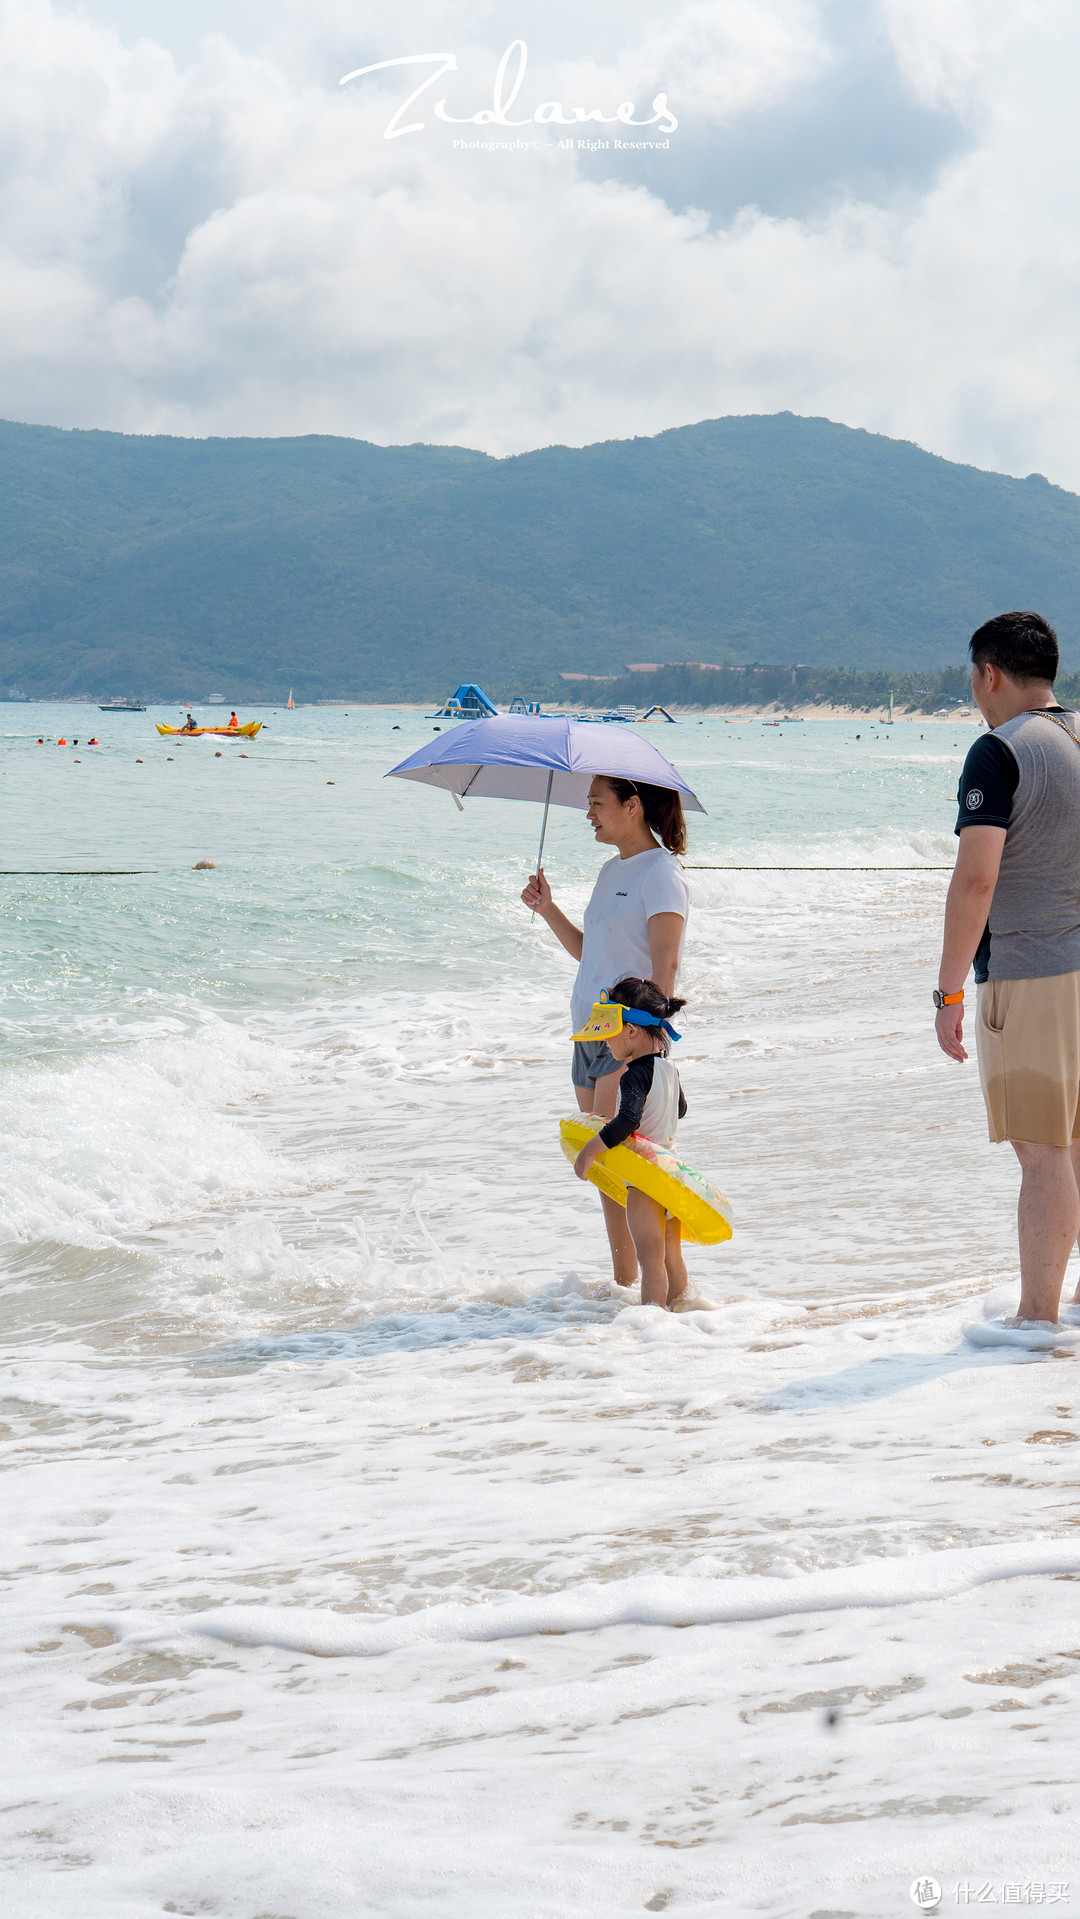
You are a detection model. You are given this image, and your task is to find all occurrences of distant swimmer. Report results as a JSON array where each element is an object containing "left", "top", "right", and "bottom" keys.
[
  {"left": 226, "top": 711, "right": 239, "bottom": 730},
  {"left": 182, "top": 712, "right": 198, "bottom": 731}
]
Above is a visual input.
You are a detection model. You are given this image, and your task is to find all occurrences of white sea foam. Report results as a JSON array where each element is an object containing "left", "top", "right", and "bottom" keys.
[
  {"left": 0, "top": 1022, "right": 302, "bottom": 1247},
  {"left": 102, "top": 1539, "right": 1080, "bottom": 1658}
]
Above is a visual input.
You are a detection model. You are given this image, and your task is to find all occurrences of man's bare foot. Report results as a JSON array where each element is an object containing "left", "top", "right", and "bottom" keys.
[{"left": 965, "top": 1316, "right": 1080, "bottom": 1350}]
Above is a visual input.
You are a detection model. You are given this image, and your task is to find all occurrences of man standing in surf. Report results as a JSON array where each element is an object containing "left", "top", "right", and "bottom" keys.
[{"left": 935, "top": 610, "right": 1080, "bottom": 1333}]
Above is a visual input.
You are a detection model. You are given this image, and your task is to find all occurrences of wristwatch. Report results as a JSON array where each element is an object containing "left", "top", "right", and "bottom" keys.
[{"left": 933, "top": 989, "right": 964, "bottom": 1010}]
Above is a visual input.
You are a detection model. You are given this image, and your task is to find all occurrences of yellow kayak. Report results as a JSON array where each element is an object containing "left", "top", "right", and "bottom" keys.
[{"left": 156, "top": 722, "right": 262, "bottom": 738}]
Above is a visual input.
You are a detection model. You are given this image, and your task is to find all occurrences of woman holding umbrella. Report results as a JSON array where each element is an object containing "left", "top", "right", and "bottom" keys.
[{"left": 521, "top": 776, "right": 689, "bottom": 1289}]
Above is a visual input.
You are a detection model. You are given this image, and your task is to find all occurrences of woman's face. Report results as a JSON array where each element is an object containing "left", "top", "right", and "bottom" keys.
[{"left": 586, "top": 779, "right": 634, "bottom": 844}]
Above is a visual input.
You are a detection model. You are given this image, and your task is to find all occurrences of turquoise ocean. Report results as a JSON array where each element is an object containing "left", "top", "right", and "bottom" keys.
[{"left": 2, "top": 704, "right": 1077, "bottom": 1917}]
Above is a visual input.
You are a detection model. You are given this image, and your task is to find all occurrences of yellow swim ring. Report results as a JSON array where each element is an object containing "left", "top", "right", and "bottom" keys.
[{"left": 559, "top": 1116, "right": 733, "bottom": 1246}]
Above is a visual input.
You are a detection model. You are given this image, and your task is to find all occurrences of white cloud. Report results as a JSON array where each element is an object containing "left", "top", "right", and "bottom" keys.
[
  {"left": 554, "top": 1, "right": 828, "bottom": 127},
  {"left": 1, "top": 0, "right": 1079, "bottom": 485}
]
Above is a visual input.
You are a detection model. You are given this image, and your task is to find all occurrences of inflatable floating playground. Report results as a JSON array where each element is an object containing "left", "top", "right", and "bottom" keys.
[{"left": 431, "top": 683, "right": 675, "bottom": 724}]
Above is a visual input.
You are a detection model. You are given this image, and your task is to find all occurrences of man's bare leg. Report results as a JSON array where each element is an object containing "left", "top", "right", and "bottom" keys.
[
  {"left": 1069, "top": 1139, "right": 1080, "bottom": 1305},
  {"left": 1012, "top": 1139, "right": 1080, "bottom": 1322},
  {"left": 576, "top": 1070, "right": 637, "bottom": 1288}
]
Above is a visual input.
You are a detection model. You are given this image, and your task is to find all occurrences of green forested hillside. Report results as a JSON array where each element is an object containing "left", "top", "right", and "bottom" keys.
[{"left": 2, "top": 413, "right": 1079, "bottom": 700}]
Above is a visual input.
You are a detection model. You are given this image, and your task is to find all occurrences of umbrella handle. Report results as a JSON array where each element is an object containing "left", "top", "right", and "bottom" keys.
[{"left": 532, "top": 770, "right": 553, "bottom": 920}]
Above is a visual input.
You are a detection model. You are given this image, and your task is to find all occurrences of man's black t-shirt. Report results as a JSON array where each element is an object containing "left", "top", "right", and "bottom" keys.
[
  {"left": 954, "top": 733, "right": 1019, "bottom": 832},
  {"left": 954, "top": 709, "right": 1069, "bottom": 981}
]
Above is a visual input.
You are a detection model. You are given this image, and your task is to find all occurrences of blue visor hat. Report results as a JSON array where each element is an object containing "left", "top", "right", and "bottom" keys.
[{"left": 571, "top": 993, "right": 681, "bottom": 1045}]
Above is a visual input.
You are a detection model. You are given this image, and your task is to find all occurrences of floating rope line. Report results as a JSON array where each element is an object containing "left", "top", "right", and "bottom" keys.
[
  {"left": 0, "top": 869, "right": 157, "bottom": 876},
  {"left": 684, "top": 865, "right": 952, "bottom": 872}
]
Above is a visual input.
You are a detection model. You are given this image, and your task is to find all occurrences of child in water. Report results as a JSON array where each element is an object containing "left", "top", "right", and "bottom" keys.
[{"left": 572, "top": 976, "right": 690, "bottom": 1310}]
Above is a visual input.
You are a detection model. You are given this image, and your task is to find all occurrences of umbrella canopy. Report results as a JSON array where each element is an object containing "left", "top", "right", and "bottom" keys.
[{"left": 386, "top": 716, "right": 705, "bottom": 813}]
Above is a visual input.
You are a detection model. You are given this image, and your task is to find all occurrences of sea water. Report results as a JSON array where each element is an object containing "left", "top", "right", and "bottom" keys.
[{"left": 2, "top": 706, "right": 1077, "bottom": 1917}]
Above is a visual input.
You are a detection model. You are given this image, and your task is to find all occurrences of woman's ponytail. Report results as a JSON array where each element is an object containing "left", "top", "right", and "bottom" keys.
[{"left": 603, "top": 778, "right": 687, "bottom": 855}]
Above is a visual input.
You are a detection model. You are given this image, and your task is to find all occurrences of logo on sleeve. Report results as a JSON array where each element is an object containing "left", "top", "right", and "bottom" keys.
[{"left": 965, "top": 789, "right": 984, "bottom": 809}]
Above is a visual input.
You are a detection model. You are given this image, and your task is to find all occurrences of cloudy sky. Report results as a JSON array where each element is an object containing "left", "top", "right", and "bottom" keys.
[{"left": 4, "top": 0, "right": 1079, "bottom": 482}]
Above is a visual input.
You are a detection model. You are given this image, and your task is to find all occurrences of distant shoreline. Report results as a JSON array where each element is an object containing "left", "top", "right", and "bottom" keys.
[
  {"left": 303, "top": 701, "right": 982, "bottom": 722},
  {"left": 2, "top": 699, "right": 982, "bottom": 723},
  {"left": 612, "top": 704, "right": 980, "bottom": 723}
]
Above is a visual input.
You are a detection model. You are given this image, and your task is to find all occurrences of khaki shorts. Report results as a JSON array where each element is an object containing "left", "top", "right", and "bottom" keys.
[{"left": 976, "top": 971, "right": 1080, "bottom": 1146}]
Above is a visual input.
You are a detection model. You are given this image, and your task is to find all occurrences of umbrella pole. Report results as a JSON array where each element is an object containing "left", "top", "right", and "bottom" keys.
[{"left": 532, "top": 771, "right": 553, "bottom": 918}]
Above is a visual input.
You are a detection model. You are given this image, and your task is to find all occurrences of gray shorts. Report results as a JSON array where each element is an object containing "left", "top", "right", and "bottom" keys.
[{"left": 571, "top": 1038, "right": 622, "bottom": 1090}]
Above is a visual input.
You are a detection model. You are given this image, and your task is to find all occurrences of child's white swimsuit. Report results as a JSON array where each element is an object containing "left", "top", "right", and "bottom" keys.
[{"left": 598, "top": 1054, "right": 685, "bottom": 1152}]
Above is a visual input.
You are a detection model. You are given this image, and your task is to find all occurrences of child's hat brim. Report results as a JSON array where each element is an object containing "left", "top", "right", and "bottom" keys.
[{"left": 571, "top": 1003, "right": 624, "bottom": 1043}]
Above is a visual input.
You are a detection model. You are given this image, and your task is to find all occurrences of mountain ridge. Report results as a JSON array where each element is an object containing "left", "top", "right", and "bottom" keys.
[{"left": 2, "top": 412, "right": 1079, "bottom": 699}]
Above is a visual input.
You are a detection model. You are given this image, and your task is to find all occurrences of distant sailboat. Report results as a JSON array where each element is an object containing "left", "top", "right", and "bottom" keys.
[{"left": 286, "top": 689, "right": 295, "bottom": 709}]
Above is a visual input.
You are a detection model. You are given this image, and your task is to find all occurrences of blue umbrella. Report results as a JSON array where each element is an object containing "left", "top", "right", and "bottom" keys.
[{"left": 387, "top": 715, "right": 705, "bottom": 877}]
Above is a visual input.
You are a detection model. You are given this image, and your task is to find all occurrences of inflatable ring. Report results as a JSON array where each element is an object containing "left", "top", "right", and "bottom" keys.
[{"left": 559, "top": 1116, "right": 733, "bottom": 1246}]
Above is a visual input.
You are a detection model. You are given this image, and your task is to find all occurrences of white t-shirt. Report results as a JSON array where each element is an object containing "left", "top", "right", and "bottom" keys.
[{"left": 570, "top": 847, "right": 690, "bottom": 1032}]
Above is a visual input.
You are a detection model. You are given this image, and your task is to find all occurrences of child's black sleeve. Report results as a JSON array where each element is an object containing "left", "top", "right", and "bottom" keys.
[{"left": 598, "top": 1056, "right": 654, "bottom": 1148}]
